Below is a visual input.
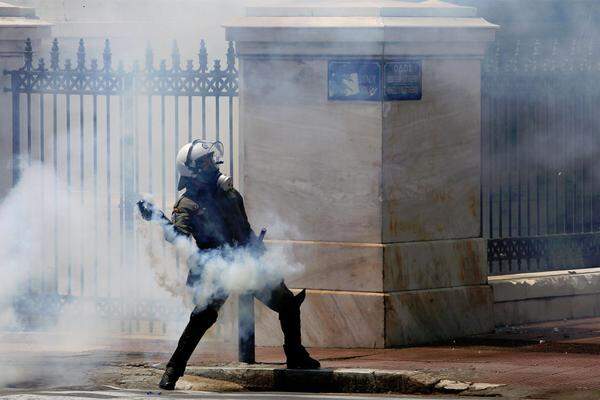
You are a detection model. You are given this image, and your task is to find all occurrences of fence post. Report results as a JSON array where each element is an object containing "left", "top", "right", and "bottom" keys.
[
  {"left": 238, "top": 292, "right": 255, "bottom": 363},
  {"left": 10, "top": 90, "right": 20, "bottom": 184},
  {"left": 122, "top": 72, "right": 136, "bottom": 310}
]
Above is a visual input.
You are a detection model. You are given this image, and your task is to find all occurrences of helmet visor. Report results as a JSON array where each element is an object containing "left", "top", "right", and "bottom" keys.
[
  {"left": 208, "top": 141, "right": 224, "bottom": 165},
  {"left": 185, "top": 140, "right": 225, "bottom": 172},
  {"left": 193, "top": 140, "right": 224, "bottom": 166}
]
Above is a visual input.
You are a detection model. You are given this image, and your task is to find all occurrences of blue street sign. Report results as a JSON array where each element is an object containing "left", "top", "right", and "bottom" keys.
[{"left": 328, "top": 60, "right": 382, "bottom": 101}]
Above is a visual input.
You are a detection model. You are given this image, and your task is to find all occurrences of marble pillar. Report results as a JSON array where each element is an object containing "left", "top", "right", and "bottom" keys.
[{"left": 225, "top": 0, "right": 498, "bottom": 347}]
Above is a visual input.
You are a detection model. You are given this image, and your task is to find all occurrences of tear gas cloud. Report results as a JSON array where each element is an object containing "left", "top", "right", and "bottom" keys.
[
  {"left": 0, "top": 164, "right": 304, "bottom": 388},
  {"left": 140, "top": 192, "right": 305, "bottom": 312}
]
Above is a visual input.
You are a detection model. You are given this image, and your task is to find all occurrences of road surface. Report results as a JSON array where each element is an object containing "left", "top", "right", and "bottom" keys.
[{"left": 0, "top": 389, "right": 479, "bottom": 399}]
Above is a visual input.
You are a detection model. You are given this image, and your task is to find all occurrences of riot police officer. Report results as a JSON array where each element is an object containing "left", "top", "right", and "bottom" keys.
[{"left": 158, "top": 140, "right": 320, "bottom": 390}]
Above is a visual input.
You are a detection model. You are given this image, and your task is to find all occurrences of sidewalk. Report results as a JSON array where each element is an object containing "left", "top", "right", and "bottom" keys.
[
  {"left": 181, "top": 317, "right": 600, "bottom": 398},
  {"left": 5, "top": 318, "right": 600, "bottom": 398}
]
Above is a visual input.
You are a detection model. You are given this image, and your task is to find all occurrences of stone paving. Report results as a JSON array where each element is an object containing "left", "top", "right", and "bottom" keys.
[
  {"left": 5, "top": 318, "right": 600, "bottom": 398},
  {"left": 0, "top": 389, "right": 472, "bottom": 400}
]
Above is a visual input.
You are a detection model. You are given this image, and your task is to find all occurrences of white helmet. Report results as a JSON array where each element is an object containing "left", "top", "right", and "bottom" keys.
[{"left": 176, "top": 140, "right": 232, "bottom": 191}]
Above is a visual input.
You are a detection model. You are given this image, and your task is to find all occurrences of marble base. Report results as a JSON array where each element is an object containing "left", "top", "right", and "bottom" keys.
[
  {"left": 253, "top": 238, "right": 492, "bottom": 348},
  {"left": 255, "top": 289, "right": 385, "bottom": 348},
  {"left": 491, "top": 269, "right": 600, "bottom": 326},
  {"left": 494, "top": 293, "right": 600, "bottom": 327},
  {"left": 268, "top": 238, "right": 485, "bottom": 293},
  {"left": 268, "top": 240, "right": 383, "bottom": 292},
  {"left": 385, "top": 285, "right": 494, "bottom": 346},
  {"left": 383, "top": 239, "right": 487, "bottom": 292},
  {"left": 254, "top": 286, "right": 493, "bottom": 348}
]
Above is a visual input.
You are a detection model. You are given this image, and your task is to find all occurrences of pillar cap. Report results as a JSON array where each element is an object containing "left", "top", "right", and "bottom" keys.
[
  {"left": 245, "top": 0, "right": 478, "bottom": 18},
  {"left": 0, "top": 2, "right": 36, "bottom": 18},
  {"left": 0, "top": 2, "right": 51, "bottom": 42},
  {"left": 225, "top": 0, "right": 499, "bottom": 47},
  {"left": 0, "top": 1, "right": 51, "bottom": 28}
]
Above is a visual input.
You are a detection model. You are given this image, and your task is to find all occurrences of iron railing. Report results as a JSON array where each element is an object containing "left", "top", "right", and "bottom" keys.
[
  {"left": 4, "top": 38, "right": 254, "bottom": 361},
  {"left": 483, "top": 38, "right": 600, "bottom": 274}
]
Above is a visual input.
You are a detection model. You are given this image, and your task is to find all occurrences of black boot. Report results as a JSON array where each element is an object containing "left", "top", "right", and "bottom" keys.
[
  {"left": 159, "top": 306, "right": 220, "bottom": 390},
  {"left": 284, "top": 344, "right": 321, "bottom": 369},
  {"left": 158, "top": 366, "right": 181, "bottom": 390},
  {"left": 279, "top": 289, "right": 320, "bottom": 369}
]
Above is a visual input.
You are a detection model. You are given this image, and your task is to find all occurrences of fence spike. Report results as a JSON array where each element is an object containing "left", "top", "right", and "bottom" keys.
[
  {"left": 145, "top": 44, "right": 154, "bottom": 71},
  {"left": 585, "top": 38, "right": 594, "bottom": 72},
  {"left": 103, "top": 38, "right": 112, "bottom": 71},
  {"left": 578, "top": 40, "right": 587, "bottom": 72},
  {"left": 91, "top": 58, "right": 98, "bottom": 71},
  {"left": 568, "top": 38, "right": 578, "bottom": 72},
  {"left": 503, "top": 41, "right": 513, "bottom": 73},
  {"left": 540, "top": 41, "right": 550, "bottom": 72},
  {"left": 481, "top": 43, "right": 495, "bottom": 74},
  {"left": 160, "top": 59, "right": 167, "bottom": 71},
  {"left": 65, "top": 58, "right": 72, "bottom": 71},
  {"left": 133, "top": 60, "right": 140, "bottom": 72},
  {"left": 50, "top": 38, "right": 59, "bottom": 70},
  {"left": 37, "top": 57, "right": 45, "bottom": 71},
  {"left": 172, "top": 40, "right": 181, "bottom": 70},
  {"left": 523, "top": 40, "right": 532, "bottom": 73},
  {"left": 549, "top": 39, "right": 559, "bottom": 71},
  {"left": 199, "top": 39, "right": 208, "bottom": 72},
  {"left": 186, "top": 59, "right": 194, "bottom": 71},
  {"left": 77, "top": 38, "right": 86, "bottom": 70},
  {"left": 492, "top": 42, "right": 501, "bottom": 74},
  {"left": 24, "top": 38, "right": 33, "bottom": 70},
  {"left": 481, "top": 50, "right": 490, "bottom": 74},
  {"left": 213, "top": 59, "right": 221, "bottom": 72},
  {"left": 226, "top": 41, "right": 236, "bottom": 71},
  {"left": 510, "top": 39, "right": 521, "bottom": 73},
  {"left": 530, "top": 39, "right": 540, "bottom": 72}
]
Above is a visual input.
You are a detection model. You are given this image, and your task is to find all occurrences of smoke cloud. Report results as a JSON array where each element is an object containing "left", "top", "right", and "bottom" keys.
[
  {"left": 0, "top": 163, "right": 304, "bottom": 388},
  {"left": 141, "top": 192, "right": 305, "bottom": 311}
]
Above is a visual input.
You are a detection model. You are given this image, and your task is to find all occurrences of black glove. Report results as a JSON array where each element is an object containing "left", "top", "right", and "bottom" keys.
[{"left": 137, "top": 200, "right": 163, "bottom": 221}]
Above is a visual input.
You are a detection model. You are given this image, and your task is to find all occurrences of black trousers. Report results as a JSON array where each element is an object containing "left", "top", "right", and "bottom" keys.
[{"left": 166, "top": 280, "right": 301, "bottom": 375}]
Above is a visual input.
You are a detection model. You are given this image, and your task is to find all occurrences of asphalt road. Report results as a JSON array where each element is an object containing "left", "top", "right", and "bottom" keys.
[{"left": 0, "top": 389, "right": 475, "bottom": 400}]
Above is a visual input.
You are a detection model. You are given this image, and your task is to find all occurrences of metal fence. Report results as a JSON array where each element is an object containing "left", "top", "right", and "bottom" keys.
[
  {"left": 4, "top": 38, "right": 240, "bottom": 338},
  {"left": 483, "top": 38, "right": 600, "bottom": 275}
]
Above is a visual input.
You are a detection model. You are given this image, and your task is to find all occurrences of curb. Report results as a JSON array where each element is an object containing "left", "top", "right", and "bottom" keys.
[{"left": 171, "top": 365, "right": 504, "bottom": 395}]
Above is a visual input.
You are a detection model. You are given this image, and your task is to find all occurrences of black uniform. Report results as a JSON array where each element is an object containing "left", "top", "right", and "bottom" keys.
[{"left": 164, "top": 184, "right": 311, "bottom": 377}]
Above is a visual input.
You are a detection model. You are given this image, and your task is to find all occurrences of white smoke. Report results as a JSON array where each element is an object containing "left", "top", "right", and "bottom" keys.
[
  {"left": 0, "top": 163, "right": 304, "bottom": 388},
  {"left": 140, "top": 193, "right": 305, "bottom": 311},
  {"left": 0, "top": 164, "right": 67, "bottom": 330}
]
